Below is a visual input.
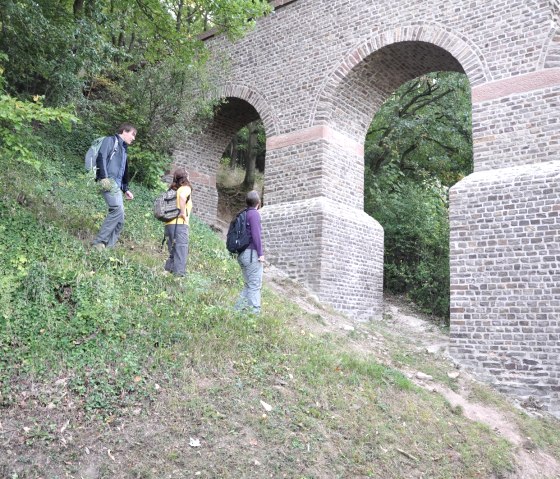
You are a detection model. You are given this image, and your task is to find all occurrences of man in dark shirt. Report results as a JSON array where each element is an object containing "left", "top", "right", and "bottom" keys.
[{"left": 92, "top": 123, "right": 136, "bottom": 249}]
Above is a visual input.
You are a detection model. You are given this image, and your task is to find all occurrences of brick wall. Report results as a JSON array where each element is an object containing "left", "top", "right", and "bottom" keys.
[
  {"left": 473, "top": 85, "right": 560, "bottom": 171},
  {"left": 449, "top": 161, "right": 560, "bottom": 415},
  {"left": 262, "top": 197, "right": 384, "bottom": 318}
]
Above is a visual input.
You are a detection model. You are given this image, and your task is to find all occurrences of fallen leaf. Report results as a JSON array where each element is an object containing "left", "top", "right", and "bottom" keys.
[
  {"left": 60, "top": 420, "right": 69, "bottom": 433},
  {"left": 260, "top": 400, "right": 272, "bottom": 412},
  {"left": 415, "top": 372, "right": 433, "bottom": 381}
]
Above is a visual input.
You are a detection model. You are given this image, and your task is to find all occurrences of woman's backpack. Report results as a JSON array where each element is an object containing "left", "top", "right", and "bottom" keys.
[
  {"left": 226, "top": 209, "right": 251, "bottom": 254},
  {"left": 153, "top": 189, "right": 180, "bottom": 221}
]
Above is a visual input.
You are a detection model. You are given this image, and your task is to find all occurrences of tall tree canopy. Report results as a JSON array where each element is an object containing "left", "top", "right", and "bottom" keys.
[
  {"left": 0, "top": 0, "right": 271, "bottom": 103},
  {"left": 366, "top": 72, "right": 472, "bottom": 188}
]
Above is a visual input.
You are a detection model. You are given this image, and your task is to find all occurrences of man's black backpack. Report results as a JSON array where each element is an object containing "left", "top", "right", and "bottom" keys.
[{"left": 226, "top": 208, "right": 251, "bottom": 254}]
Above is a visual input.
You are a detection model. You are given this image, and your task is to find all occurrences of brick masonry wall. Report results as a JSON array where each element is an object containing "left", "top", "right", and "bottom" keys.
[
  {"left": 202, "top": 0, "right": 555, "bottom": 137},
  {"left": 172, "top": 0, "right": 560, "bottom": 413},
  {"left": 265, "top": 135, "right": 364, "bottom": 209},
  {"left": 262, "top": 197, "right": 384, "bottom": 318},
  {"left": 473, "top": 85, "right": 560, "bottom": 171},
  {"left": 449, "top": 161, "right": 560, "bottom": 415}
]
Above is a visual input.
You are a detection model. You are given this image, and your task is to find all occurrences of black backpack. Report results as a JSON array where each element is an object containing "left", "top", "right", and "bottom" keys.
[{"left": 226, "top": 208, "right": 251, "bottom": 254}]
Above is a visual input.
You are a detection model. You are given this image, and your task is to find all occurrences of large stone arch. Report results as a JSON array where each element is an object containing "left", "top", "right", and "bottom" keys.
[
  {"left": 219, "top": 82, "right": 280, "bottom": 137},
  {"left": 312, "top": 24, "right": 490, "bottom": 136},
  {"left": 273, "top": 29, "right": 479, "bottom": 214}
]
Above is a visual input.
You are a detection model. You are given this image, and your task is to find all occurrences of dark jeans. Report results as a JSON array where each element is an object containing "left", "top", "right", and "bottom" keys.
[{"left": 164, "top": 223, "right": 189, "bottom": 276}]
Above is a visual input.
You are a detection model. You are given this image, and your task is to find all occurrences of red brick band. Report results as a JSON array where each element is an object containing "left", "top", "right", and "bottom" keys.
[
  {"left": 189, "top": 170, "right": 216, "bottom": 188},
  {"left": 473, "top": 68, "right": 560, "bottom": 103},
  {"left": 266, "top": 125, "right": 364, "bottom": 155}
]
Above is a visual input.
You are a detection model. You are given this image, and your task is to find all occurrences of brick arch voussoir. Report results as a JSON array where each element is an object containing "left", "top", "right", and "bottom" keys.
[
  {"left": 218, "top": 83, "right": 280, "bottom": 137},
  {"left": 540, "top": 26, "right": 560, "bottom": 69},
  {"left": 311, "top": 24, "right": 491, "bottom": 128}
]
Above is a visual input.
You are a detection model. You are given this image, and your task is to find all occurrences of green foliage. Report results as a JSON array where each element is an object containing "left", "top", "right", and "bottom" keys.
[
  {"left": 0, "top": 0, "right": 270, "bottom": 105},
  {"left": 366, "top": 72, "right": 472, "bottom": 187},
  {"left": 223, "top": 119, "right": 266, "bottom": 171},
  {"left": 128, "top": 148, "right": 171, "bottom": 190},
  {"left": 0, "top": 0, "right": 116, "bottom": 105},
  {"left": 368, "top": 177, "right": 450, "bottom": 317},
  {"left": 0, "top": 58, "right": 77, "bottom": 168},
  {"left": 365, "top": 72, "right": 472, "bottom": 320}
]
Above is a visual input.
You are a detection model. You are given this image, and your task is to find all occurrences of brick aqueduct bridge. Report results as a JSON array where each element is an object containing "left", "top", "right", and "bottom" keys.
[{"left": 173, "top": 1, "right": 560, "bottom": 415}]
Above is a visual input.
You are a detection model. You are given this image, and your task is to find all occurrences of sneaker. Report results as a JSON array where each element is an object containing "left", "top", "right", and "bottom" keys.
[{"left": 92, "top": 243, "right": 106, "bottom": 251}]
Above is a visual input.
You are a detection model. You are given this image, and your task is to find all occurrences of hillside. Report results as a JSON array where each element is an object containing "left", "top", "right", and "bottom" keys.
[{"left": 1, "top": 139, "right": 560, "bottom": 478}]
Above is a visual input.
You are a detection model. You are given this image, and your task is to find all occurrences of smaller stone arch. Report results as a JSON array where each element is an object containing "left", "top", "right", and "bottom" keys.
[
  {"left": 311, "top": 23, "right": 491, "bottom": 130},
  {"left": 173, "top": 82, "right": 279, "bottom": 226},
  {"left": 218, "top": 82, "right": 280, "bottom": 137}
]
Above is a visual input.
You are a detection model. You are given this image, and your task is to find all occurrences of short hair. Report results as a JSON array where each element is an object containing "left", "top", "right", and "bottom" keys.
[
  {"left": 117, "top": 123, "right": 137, "bottom": 134},
  {"left": 246, "top": 190, "right": 260, "bottom": 207}
]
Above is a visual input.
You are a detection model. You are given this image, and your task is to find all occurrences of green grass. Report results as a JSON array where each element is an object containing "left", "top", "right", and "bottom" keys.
[{"left": 0, "top": 130, "right": 558, "bottom": 478}]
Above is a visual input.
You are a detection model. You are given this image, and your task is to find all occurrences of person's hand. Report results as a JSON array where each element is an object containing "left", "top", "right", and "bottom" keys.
[
  {"left": 258, "top": 255, "right": 265, "bottom": 263},
  {"left": 100, "top": 178, "right": 112, "bottom": 192},
  {"left": 125, "top": 190, "right": 134, "bottom": 200},
  {"left": 179, "top": 212, "right": 187, "bottom": 221}
]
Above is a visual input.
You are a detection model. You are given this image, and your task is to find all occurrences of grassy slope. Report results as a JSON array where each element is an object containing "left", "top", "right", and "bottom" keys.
[{"left": 0, "top": 137, "right": 559, "bottom": 478}]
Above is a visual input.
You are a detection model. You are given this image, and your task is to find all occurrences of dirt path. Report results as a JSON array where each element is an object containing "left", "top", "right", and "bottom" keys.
[{"left": 264, "top": 265, "right": 560, "bottom": 479}]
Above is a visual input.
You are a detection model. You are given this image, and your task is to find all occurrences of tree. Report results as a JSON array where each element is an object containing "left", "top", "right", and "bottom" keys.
[
  {"left": 221, "top": 120, "right": 266, "bottom": 190},
  {"left": 0, "top": 56, "right": 77, "bottom": 168},
  {"left": 366, "top": 72, "right": 472, "bottom": 188},
  {"left": 242, "top": 120, "right": 259, "bottom": 190},
  {"left": 1, "top": 0, "right": 272, "bottom": 102}
]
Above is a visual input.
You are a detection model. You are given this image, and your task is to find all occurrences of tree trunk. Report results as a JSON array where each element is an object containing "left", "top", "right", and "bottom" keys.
[
  {"left": 85, "top": 0, "right": 96, "bottom": 17},
  {"left": 242, "top": 121, "right": 258, "bottom": 190},
  {"left": 176, "top": 0, "right": 184, "bottom": 32},
  {"left": 229, "top": 135, "right": 238, "bottom": 169},
  {"left": 73, "top": 0, "right": 85, "bottom": 17}
]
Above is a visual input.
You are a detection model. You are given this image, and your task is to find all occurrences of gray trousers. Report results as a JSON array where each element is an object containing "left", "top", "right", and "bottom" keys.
[
  {"left": 164, "top": 223, "right": 189, "bottom": 277},
  {"left": 235, "top": 248, "right": 263, "bottom": 314},
  {"left": 93, "top": 187, "right": 124, "bottom": 248}
]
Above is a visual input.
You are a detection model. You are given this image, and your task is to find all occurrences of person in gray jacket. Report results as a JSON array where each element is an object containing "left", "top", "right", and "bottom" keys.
[{"left": 92, "top": 123, "right": 137, "bottom": 249}]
